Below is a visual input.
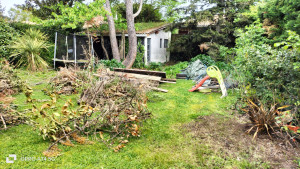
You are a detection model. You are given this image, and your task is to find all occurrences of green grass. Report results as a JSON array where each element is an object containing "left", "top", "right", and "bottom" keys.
[{"left": 0, "top": 70, "right": 260, "bottom": 168}]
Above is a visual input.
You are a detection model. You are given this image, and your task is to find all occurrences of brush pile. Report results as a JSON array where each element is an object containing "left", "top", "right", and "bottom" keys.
[
  {"left": 50, "top": 67, "right": 88, "bottom": 95},
  {"left": 0, "top": 103, "right": 24, "bottom": 130},
  {"left": 78, "top": 69, "right": 151, "bottom": 150},
  {"left": 0, "top": 59, "right": 24, "bottom": 97},
  {"left": 0, "top": 59, "right": 26, "bottom": 130},
  {"left": 0, "top": 91, "right": 25, "bottom": 130}
]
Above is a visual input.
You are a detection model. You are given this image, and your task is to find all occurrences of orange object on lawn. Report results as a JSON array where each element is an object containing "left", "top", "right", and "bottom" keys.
[{"left": 188, "top": 75, "right": 210, "bottom": 92}]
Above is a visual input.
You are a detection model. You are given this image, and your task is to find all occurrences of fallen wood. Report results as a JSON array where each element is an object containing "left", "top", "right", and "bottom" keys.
[
  {"left": 159, "top": 80, "right": 176, "bottom": 84},
  {"left": 113, "top": 72, "right": 162, "bottom": 81},
  {"left": 161, "top": 78, "right": 177, "bottom": 82},
  {"left": 114, "top": 68, "right": 167, "bottom": 78},
  {"left": 94, "top": 72, "right": 162, "bottom": 81},
  {"left": 198, "top": 85, "right": 220, "bottom": 90},
  {"left": 150, "top": 87, "right": 168, "bottom": 93}
]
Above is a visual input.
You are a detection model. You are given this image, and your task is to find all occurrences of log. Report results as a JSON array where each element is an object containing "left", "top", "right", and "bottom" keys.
[
  {"left": 150, "top": 87, "right": 168, "bottom": 93},
  {"left": 159, "top": 80, "right": 176, "bottom": 84},
  {"left": 161, "top": 78, "right": 177, "bottom": 82},
  {"left": 113, "top": 72, "right": 162, "bottom": 81},
  {"left": 114, "top": 68, "right": 166, "bottom": 78},
  {"left": 198, "top": 85, "right": 220, "bottom": 90}
]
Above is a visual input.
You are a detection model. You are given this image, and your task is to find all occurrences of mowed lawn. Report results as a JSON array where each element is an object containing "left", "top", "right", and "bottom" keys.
[{"left": 0, "top": 70, "right": 257, "bottom": 168}]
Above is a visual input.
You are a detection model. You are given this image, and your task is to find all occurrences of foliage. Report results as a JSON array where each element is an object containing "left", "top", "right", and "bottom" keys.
[
  {"left": 41, "top": 0, "right": 107, "bottom": 30},
  {"left": 19, "top": 0, "right": 84, "bottom": 19},
  {"left": 164, "top": 61, "right": 189, "bottom": 78},
  {"left": 242, "top": 99, "right": 279, "bottom": 139},
  {"left": 132, "top": 41, "right": 146, "bottom": 69},
  {"left": 243, "top": 99, "right": 299, "bottom": 144},
  {"left": 148, "top": 62, "right": 163, "bottom": 71},
  {"left": 190, "top": 54, "right": 215, "bottom": 66},
  {"left": 94, "top": 22, "right": 168, "bottom": 33},
  {"left": 233, "top": 24, "right": 300, "bottom": 106},
  {"left": 219, "top": 45, "right": 235, "bottom": 63},
  {"left": 27, "top": 96, "right": 93, "bottom": 142},
  {"left": 9, "top": 28, "right": 51, "bottom": 71},
  {"left": 258, "top": 0, "right": 300, "bottom": 40},
  {"left": 169, "top": 0, "right": 256, "bottom": 62},
  {"left": 115, "top": 3, "right": 162, "bottom": 23},
  {"left": 99, "top": 59, "right": 125, "bottom": 70},
  {"left": 0, "top": 20, "right": 17, "bottom": 59}
]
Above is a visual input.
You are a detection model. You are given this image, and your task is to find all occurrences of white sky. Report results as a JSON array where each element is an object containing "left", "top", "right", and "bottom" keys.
[{"left": 1, "top": 0, "right": 25, "bottom": 16}]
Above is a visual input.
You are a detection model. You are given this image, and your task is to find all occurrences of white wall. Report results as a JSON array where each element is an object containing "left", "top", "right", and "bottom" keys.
[{"left": 144, "top": 30, "right": 171, "bottom": 64}]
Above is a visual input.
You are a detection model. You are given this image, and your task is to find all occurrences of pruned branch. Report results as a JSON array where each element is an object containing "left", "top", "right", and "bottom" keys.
[{"left": 133, "top": 0, "right": 143, "bottom": 18}]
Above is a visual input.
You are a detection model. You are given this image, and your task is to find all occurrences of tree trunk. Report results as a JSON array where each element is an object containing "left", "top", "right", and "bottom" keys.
[
  {"left": 122, "top": 0, "right": 143, "bottom": 68},
  {"left": 105, "top": 0, "right": 120, "bottom": 62},
  {"left": 100, "top": 35, "right": 110, "bottom": 60},
  {"left": 119, "top": 31, "right": 126, "bottom": 60}
]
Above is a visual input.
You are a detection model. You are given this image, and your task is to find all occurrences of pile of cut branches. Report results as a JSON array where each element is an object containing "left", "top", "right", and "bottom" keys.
[
  {"left": 25, "top": 71, "right": 151, "bottom": 155},
  {"left": 49, "top": 67, "right": 89, "bottom": 95},
  {"left": 0, "top": 97, "right": 25, "bottom": 130},
  {"left": 0, "top": 59, "right": 24, "bottom": 96},
  {"left": 78, "top": 73, "right": 151, "bottom": 151}
]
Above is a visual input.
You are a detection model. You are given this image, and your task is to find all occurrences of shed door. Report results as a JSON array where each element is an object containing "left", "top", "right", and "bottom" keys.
[{"left": 147, "top": 38, "right": 151, "bottom": 62}]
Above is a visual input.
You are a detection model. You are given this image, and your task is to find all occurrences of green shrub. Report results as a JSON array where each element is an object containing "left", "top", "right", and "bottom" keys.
[
  {"left": 148, "top": 62, "right": 163, "bottom": 71},
  {"left": 233, "top": 24, "right": 300, "bottom": 105},
  {"left": 9, "top": 28, "right": 51, "bottom": 71},
  {"left": 100, "top": 59, "right": 125, "bottom": 70},
  {"left": 164, "top": 62, "right": 189, "bottom": 78},
  {"left": 132, "top": 41, "right": 146, "bottom": 69},
  {"left": 0, "top": 20, "right": 17, "bottom": 59}
]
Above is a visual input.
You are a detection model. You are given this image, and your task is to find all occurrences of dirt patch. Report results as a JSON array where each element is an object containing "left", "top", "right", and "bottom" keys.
[{"left": 183, "top": 114, "right": 300, "bottom": 168}]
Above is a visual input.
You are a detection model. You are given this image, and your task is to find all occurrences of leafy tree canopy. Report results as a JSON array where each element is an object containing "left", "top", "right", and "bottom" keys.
[
  {"left": 258, "top": 0, "right": 300, "bottom": 41},
  {"left": 19, "top": 0, "right": 84, "bottom": 19},
  {"left": 41, "top": 0, "right": 107, "bottom": 30},
  {"left": 115, "top": 3, "right": 162, "bottom": 23}
]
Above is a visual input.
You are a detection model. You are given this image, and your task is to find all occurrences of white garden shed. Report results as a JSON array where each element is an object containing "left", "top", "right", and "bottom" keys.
[{"left": 135, "top": 24, "right": 171, "bottom": 64}]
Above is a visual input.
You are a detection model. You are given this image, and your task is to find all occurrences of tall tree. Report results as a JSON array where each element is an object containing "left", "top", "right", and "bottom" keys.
[
  {"left": 20, "top": 0, "right": 84, "bottom": 19},
  {"left": 122, "top": 0, "right": 143, "bottom": 68},
  {"left": 105, "top": 0, "right": 121, "bottom": 62}
]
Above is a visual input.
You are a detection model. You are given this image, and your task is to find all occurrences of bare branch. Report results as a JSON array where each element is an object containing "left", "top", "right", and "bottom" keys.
[{"left": 133, "top": 0, "right": 143, "bottom": 18}]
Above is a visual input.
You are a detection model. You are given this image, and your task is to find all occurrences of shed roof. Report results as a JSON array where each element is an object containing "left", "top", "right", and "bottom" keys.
[{"left": 87, "top": 22, "right": 170, "bottom": 36}]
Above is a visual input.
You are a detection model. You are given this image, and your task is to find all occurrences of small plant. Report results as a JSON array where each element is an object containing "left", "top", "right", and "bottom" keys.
[
  {"left": 9, "top": 28, "right": 51, "bottom": 71},
  {"left": 242, "top": 99, "right": 279, "bottom": 139},
  {"left": 190, "top": 54, "right": 215, "bottom": 66},
  {"left": 164, "top": 62, "right": 188, "bottom": 78},
  {"left": 148, "top": 62, "right": 163, "bottom": 71},
  {"left": 132, "top": 41, "right": 146, "bottom": 69},
  {"left": 242, "top": 99, "right": 300, "bottom": 144},
  {"left": 99, "top": 59, "right": 125, "bottom": 70}
]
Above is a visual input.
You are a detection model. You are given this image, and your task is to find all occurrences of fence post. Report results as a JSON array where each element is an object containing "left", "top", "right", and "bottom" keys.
[
  {"left": 53, "top": 32, "right": 57, "bottom": 69},
  {"left": 74, "top": 34, "right": 77, "bottom": 68}
]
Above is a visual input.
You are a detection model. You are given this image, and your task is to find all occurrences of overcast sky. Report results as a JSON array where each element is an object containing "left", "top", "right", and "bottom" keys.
[{"left": 1, "top": 0, "right": 25, "bottom": 16}]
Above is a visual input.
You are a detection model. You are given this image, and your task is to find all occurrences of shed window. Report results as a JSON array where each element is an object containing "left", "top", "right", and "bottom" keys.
[
  {"left": 164, "top": 39, "right": 169, "bottom": 48},
  {"left": 160, "top": 39, "right": 162, "bottom": 48}
]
